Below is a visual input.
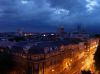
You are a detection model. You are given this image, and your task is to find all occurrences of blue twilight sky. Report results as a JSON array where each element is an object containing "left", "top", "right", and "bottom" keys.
[{"left": 0, "top": 0, "right": 100, "bottom": 32}]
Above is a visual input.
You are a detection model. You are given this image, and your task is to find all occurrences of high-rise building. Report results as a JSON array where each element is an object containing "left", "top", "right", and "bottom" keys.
[{"left": 58, "top": 25, "right": 65, "bottom": 34}]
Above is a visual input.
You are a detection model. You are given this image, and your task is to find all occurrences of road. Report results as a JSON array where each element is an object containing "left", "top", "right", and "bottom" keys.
[{"left": 60, "top": 48, "right": 96, "bottom": 74}]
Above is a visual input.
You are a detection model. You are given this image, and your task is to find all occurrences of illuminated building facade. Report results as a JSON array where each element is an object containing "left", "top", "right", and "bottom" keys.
[{"left": 9, "top": 38, "right": 99, "bottom": 74}]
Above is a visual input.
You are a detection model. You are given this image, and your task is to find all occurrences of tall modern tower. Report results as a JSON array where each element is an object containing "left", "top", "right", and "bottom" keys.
[{"left": 58, "top": 25, "right": 65, "bottom": 34}]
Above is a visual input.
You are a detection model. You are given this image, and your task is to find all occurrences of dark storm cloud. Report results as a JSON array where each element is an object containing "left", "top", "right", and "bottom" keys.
[
  {"left": 48, "top": 0, "right": 86, "bottom": 12},
  {"left": 0, "top": 0, "right": 100, "bottom": 32}
]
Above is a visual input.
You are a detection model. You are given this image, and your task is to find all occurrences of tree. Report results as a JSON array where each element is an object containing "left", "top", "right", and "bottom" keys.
[
  {"left": 94, "top": 39, "right": 100, "bottom": 71},
  {"left": 0, "top": 51, "right": 15, "bottom": 74},
  {"left": 81, "top": 70, "right": 91, "bottom": 74}
]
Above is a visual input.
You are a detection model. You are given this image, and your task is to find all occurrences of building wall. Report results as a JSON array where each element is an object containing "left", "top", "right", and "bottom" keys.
[
  {"left": 35, "top": 38, "right": 99, "bottom": 74},
  {"left": 10, "top": 38, "right": 99, "bottom": 74}
]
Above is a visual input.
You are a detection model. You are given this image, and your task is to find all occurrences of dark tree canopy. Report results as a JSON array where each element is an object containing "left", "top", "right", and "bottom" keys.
[
  {"left": 81, "top": 70, "right": 91, "bottom": 74},
  {"left": 0, "top": 52, "right": 15, "bottom": 74},
  {"left": 94, "top": 39, "right": 100, "bottom": 71}
]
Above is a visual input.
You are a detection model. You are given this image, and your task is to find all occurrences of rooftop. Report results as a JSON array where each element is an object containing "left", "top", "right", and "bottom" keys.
[{"left": 11, "top": 39, "right": 82, "bottom": 54}]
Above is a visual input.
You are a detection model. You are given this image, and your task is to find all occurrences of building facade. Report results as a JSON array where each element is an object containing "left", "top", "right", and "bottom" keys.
[{"left": 8, "top": 38, "right": 99, "bottom": 74}]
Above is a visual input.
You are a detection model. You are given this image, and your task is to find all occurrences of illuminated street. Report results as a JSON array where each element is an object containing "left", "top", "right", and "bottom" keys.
[
  {"left": 0, "top": 0, "right": 100, "bottom": 74},
  {"left": 60, "top": 40, "right": 99, "bottom": 74}
]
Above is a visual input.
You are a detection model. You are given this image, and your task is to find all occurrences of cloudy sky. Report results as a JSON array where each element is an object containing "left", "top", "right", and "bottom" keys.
[{"left": 0, "top": 0, "right": 100, "bottom": 32}]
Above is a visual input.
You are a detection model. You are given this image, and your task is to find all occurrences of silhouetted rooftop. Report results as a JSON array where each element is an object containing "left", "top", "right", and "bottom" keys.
[{"left": 11, "top": 39, "right": 81, "bottom": 54}]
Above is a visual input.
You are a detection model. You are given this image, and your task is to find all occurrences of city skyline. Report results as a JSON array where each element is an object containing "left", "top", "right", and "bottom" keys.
[{"left": 0, "top": 0, "right": 100, "bottom": 33}]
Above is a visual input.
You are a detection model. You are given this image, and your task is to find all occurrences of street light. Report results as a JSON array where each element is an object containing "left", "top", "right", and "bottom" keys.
[{"left": 52, "top": 69, "right": 55, "bottom": 72}]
